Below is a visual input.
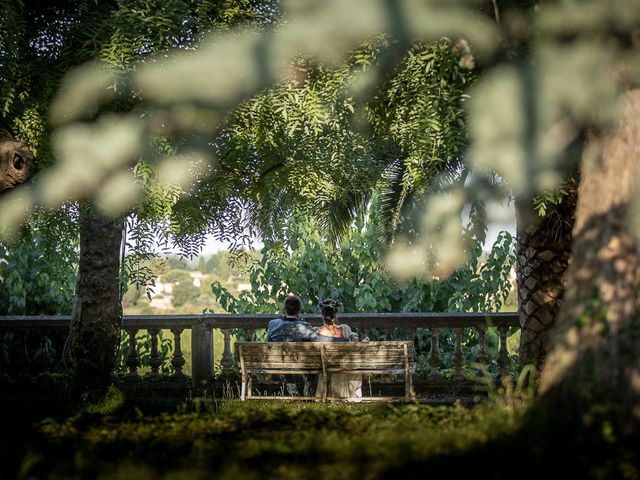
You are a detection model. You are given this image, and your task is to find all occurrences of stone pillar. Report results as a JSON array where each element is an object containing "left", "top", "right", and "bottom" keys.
[{"left": 191, "top": 321, "right": 213, "bottom": 392}]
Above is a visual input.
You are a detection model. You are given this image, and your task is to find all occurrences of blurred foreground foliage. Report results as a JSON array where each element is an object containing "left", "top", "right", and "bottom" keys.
[
  {"left": 2, "top": 396, "right": 638, "bottom": 480},
  {"left": 1, "top": 0, "right": 639, "bottom": 274},
  {"left": 3, "top": 0, "right": 637, "bottom": 277},
  {"left": 0, "top": 0, "right": 281, "bottom": 302}
]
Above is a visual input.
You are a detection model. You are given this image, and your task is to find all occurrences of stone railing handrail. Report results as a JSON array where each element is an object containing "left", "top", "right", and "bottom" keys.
[
  {"left": 1, "top": 312, "right": 517, "bottom": 327},
  {"left": 0, "top": 313, "right": 519, "bottom": 393}
]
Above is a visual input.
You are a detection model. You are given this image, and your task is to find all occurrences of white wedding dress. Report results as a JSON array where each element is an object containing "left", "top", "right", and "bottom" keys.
[{"left": 315, "top": 324, "right": 363, "bottom": 402}]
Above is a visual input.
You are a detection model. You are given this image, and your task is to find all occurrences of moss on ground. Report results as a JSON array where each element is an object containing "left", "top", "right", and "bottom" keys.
[{"left": 2, "top": 392, "right": 638, "bottom": 480}]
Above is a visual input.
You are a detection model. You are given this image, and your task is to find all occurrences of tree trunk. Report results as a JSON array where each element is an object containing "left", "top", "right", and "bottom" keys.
[
  {"left": 539, "top": 89, "right": 640, "bottom": 424},
  {"left": 515, "top": 183, "right": 577, "bottom": 371},
  {"left": 70, "top": 205, "right": 123, "bottom": 393}
]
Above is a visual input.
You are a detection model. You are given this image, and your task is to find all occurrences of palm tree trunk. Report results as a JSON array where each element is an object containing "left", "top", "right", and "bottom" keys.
[
  {"left": 515, "top": 183, "right": 577, "bottom": 371},
  {"left": 539, "top": 89, "right": 640, "bottom": 424},
  {"left": 70, "top": 205, "right": 123, "bottom": 393}
]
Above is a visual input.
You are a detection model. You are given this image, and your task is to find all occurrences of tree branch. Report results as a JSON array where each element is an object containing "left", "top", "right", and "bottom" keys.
[{"left": 492, "top": 0, "right": 501, "bottom": 26}]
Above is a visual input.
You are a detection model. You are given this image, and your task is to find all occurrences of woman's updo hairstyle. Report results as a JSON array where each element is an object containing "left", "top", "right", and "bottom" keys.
[{"left": 318, "top": 299, "right": 343, "bottom": 325}]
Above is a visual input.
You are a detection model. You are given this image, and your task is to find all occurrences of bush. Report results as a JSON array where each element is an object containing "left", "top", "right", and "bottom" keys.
[
  {"left": 172, "top": 281, "right": 200, "bottom": 307},
  {"left": 210, "top": 219, "right": 515, "bottom": 316},
  {"left": 162, "top": 269, "right": 192, "bottom": 284}
]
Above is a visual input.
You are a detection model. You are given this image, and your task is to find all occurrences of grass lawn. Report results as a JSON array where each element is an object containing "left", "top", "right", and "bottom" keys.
[{"left": 3, "top": 388, "right": 638, "bottom": 480}]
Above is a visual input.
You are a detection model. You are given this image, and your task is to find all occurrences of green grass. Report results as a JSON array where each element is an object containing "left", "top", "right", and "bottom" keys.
[
  {"left": 10, "top": 401, "right": 517, "bottom": 479},
  {"left": 3, "top": 391, "right": 638, "bottom": 480}
]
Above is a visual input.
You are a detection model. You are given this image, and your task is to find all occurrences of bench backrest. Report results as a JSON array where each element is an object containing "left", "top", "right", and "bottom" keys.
[
  {"left": 320, "top": 341, "right": 412, "bottom": 370},
  {"left": 235, "top": 341, "right": 413, "bottom": 371},
  {"left": 236, "top": 342, "right": 323, "bottom": 370}
]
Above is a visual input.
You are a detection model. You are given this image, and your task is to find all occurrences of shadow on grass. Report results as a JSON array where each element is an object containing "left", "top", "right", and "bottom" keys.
[{"left": 1, "top": 387, "right": 638, "bottom": 480}]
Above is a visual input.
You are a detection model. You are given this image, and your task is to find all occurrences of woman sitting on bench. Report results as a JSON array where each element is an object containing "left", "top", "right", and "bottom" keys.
[{"left": 314, "top": 299, "right": 363, "bottom": 402}]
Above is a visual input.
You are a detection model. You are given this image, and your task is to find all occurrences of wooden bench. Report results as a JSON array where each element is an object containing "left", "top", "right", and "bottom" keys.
[{"left": 234, "top": 341, "right": 414, "bottom": 402}]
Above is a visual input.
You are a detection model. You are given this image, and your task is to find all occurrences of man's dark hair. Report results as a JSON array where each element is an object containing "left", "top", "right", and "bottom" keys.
[{"left": 283, "top": 295, "right": 302, "bottom": 316}]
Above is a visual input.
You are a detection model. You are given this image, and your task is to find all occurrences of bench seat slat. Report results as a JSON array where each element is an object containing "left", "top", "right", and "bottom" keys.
[
  {"left": 320, "top": 356, "right": 408, "bottom": 363},
  {"left": 327, "top": 368, "right": 404, "bottom": 375},
  {"left": 245, "top": 368, "right": 406, "bottom": 374},
  {"left": 244, "top": 364, "right": 321, "bottom": 369},
  {"left": 242, "top": 359, "right": 321, "bottom": 365},
  {"left": 236, "top": 342, "right": 411, "bottom": 354},
  {"left": 240, "top": 354, "right": 322, "bottom": 360},
  {"left": 325, "top": 363, "right": 407, "bottom": 369},
  {"left": 246, "top": 369, "right": 322, "bottom": 375},
  {"left": 240, "top": 349, "right": 411, "bottom": 358},
  {"left": 242, "top": 357, "right": 405, "bottom": 364},
  {"left": 244, "top": 363, "right": 406, "bottom": 369},
  {"left": 236, "top": 340, "right": 413, "bottom": 350},
  {"left": 328, "top": 397, "right": 404, "bottom": 402},
  {"left": 247, "top": 396, "right": 319, "bottom": 401}
]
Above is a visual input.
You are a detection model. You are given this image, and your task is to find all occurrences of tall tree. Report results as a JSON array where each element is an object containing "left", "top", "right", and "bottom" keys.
[
  {"left": 0, "top": 0, "right": 279, "bottom": 392},
  {"left": 488, "top": 0, "right": 581, "bottom": 372},
  {"left": 70, "top": 206, "right": 123, "bottom": 391},
  {"left": 539, "top": 89, "right": 640, "bottom": 423},
  {"left": 5, "top": 0, "right": 640, "bottom": 417},
  {"left": 515, "top": 184, "right": 578, "bottom": 370}
]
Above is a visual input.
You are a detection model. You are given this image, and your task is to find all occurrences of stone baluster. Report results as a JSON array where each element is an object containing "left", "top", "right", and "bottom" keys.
[
  {"left": 428, "top": 328, "right": 442, "bottom": 378},
  {"left": 497, "top": 326, "right": 510, "bottom": 379},
  {"left": 452, "top": 328, "right": 464, "bottom": 379},
  {"left": 0, "top": 330, "right": 11, "bottom": 384},
  {"left": 171, "top": 328, "right": 187, "bottom": 381},
  {"left": 404, "top": 327, "right": 417, "bottom": 344},
  {"left": 244, "top": 328, "right": 256, "bottom": 342},
  {"left": 192, "top": 322, "right": 212, "bottom": 391},
  {"left": 220, "top": 329, "right": 234, "bottom": 376},
  {"left": 405, "top": 327, "right": 417, "bottom": 383},
  {"left": 35, "top": 331, "right": 54, "bottom": 383},
  {"left": 147, "top": 328, "right": 161, "bottom": 381},
  {"left": 385, "top": 328, "right": 397, "bottom": 379},
  {"left": 126, "top": 328, "right": 140, "bottom": 381},
  {"left": 361, "top": 328, "right": 369, "bottom": 340},
  {"left": 383, "top": 328, "right": 394, "bottom": 341},
  {"left": 476, "top": 326, "right": 487, "bottom": 368},
  {"left": 14, "top": 331, "right": 32, "bottom": 383}
]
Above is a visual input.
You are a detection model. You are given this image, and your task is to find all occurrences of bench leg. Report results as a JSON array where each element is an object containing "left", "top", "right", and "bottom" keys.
[
  {"left": 322, "top": 373, "right": 329, "bottom": 403},
  {"left": 241, "top": 374, "right": 247, "bottom": 401},
  {"left": 404, "top": 375, "right": 409, "bottom": 403},
  {"left": 409, "top": 372, "right": 414, "bottom": 401}
]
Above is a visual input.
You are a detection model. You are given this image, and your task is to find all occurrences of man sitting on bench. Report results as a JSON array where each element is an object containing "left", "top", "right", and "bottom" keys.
[{"left": 267, "top": 294, "right": 346, "bottom": 396}]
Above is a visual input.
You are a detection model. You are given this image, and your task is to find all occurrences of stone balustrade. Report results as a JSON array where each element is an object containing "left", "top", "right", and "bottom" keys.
[{"left": 0, "top": 313, "right": 520, "bottom": 398}]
